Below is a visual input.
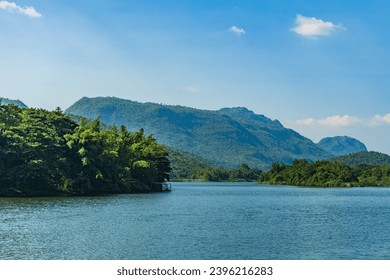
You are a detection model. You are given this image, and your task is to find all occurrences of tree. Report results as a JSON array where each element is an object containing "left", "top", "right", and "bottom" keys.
[
  {"left": 0, "top": 105, "right": 172, "bottom": 196},
  {"left": 259, "top": 159, "right": 390, "bottom": 187}
]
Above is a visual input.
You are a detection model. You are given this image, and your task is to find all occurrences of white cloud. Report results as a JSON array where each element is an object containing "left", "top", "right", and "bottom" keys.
[
  {"left": 0, "top": 1, "right": 42, "bottom": 18},
  {"left": 295, "top": 117, "right": 317, "bottom": 126},
  {"left": 295, "top": 115, "right": 362, "bottom": 127},
  {"left": 291, "top": 14, "right": 343, "bottom": 38},
  {"left": 372, "top": 113, "right": 390, "bottom": 125},
  {"left": 182, "top": 85, "right": 199, "bottom": 93},
  {"left": 230, "top": 25, "right": 246, "bottom": 36},
  {"left": 295, "top": 113, "right": 390, "bottom": 128},
  {"left": 318, "top": 115, "right": 361, "bottom": 127}
]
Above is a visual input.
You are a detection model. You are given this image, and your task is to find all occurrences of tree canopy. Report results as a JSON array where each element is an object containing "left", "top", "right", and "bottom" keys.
[
  {"left": 330, "top": 151, "right": 390, "bottom": 167},
  {"left": 168, "top": 148, "right": 262, "bottom": 182},
  {"left": 260, "top": 159, "right": 390, "bottom": 187},
  {"left": 0, "top": 104, "right": 171, "bottom": 196}
]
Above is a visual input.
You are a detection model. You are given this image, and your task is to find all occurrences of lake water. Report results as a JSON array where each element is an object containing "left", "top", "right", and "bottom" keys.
[{"left": 0, "top": 182, "right": 389, "bottom": 260}]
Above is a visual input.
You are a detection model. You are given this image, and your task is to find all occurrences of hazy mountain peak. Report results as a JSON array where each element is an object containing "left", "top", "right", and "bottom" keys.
[
  {"left": 0, "top": 97, "right": 28, "bottom": 108},
  {"left": 219, "top": 107, "right": 282, "bottom": 128},
  {"left": 318, "top": 136, "right": 367, "bottom": 157}
]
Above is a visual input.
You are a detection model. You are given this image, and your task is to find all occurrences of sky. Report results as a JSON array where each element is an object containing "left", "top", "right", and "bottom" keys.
[{"left": 1, "top": 0, "right": 390, "bottom": 154}]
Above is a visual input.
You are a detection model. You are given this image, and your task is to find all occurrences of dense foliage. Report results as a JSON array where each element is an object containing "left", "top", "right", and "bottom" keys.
[
  {"left": 168, "top": 148, "right": 213, "bottom": 180},
  {"left": 193, "top": 163, "right": 262, "bottom": 182},
  {"left": 260, "top": 160, "right": 390, "bottom": 187},
  {"left": 330, "top": 151, "right": 390, "bottom": 167},
  {"left": 0, "top": 104, "right": 170, "bottom": 196},
  {"left": 168, "top": 149, "right": 262, "bottom": 181}
]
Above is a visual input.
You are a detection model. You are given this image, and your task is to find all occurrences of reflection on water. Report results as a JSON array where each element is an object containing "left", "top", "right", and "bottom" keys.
[{"left": 0, "top": 183, "right": 389, "bottom": 260}]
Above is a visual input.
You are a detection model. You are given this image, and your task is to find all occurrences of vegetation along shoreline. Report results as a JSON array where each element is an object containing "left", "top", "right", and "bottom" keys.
[
  {"left": 0, "top": 104, "right": 170, "bottom": 197},
  {"left": 1, "top": 102, "right": 389, "bottom": 197}
]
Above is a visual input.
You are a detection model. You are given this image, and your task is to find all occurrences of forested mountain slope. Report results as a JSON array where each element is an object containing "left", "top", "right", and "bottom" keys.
[{"left": 66, "top": 97, "right": 332, "bottom": 169}]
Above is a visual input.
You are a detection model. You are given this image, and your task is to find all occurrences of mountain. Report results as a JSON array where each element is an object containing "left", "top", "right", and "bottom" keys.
[
  {"left": 331, "top": 151, "right": 390, "bottom": 167},
  {"left": 65, "top": 97, "right": 332, "bottom": 169},
  {"left": 167, "top": 148, "right": 214, "bottom": 180},
  {"left": 0, "top": 97, "right": 28, "bottom": 108},
  {"left": 317, "top": 136, "right": 367, "bottom": 157}
]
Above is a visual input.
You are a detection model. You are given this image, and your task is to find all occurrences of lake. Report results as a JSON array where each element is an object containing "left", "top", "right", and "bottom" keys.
[{"left": 0, "top": 182, "right": 389, "bottom": 260}]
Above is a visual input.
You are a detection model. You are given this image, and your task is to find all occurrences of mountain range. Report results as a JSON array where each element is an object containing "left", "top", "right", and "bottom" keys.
[
  {"left": 64, "top": 96, "right": 366, "bottom": 169},
  {"left": 1, "top": 96, "right": 370, "bottom": 169}
]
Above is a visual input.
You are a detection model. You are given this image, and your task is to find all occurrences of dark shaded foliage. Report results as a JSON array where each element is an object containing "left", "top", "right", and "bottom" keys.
[{"left": 168, "top": 148, "right": 262, "bottom": 182}]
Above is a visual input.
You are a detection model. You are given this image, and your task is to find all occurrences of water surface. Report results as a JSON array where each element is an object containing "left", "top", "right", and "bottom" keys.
[{"left": 0, "top": 182, "right": 389, "bottom": 259}]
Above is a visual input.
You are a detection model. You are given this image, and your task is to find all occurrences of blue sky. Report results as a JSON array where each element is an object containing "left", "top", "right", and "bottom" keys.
[{"left": 1, "top": 0, "right": 390, "bottom": 154}]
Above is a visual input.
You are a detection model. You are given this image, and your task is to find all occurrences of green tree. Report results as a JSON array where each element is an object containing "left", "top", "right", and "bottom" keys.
[
  {"left": 0, "top": 105, "right": 172, "bottom": 196},
  {"left": 259, "top": 159, "right": 390, "bottom": 187}
]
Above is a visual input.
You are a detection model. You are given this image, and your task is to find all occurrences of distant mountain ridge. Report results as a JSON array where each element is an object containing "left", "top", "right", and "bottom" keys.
[
  {"left": 65, "top": 96, "right": 333, "bottom": 169},
  {"left": 0, "top": 97, "right": 28, "bottom": 108},
  {"left": 317, "top": 136, "right": 367, "bottom": 156}
]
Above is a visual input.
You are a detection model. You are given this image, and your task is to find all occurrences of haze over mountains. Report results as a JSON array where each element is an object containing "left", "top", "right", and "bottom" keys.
[{"left": 64, "top": 96, "right": 366, "bottom": 169}]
